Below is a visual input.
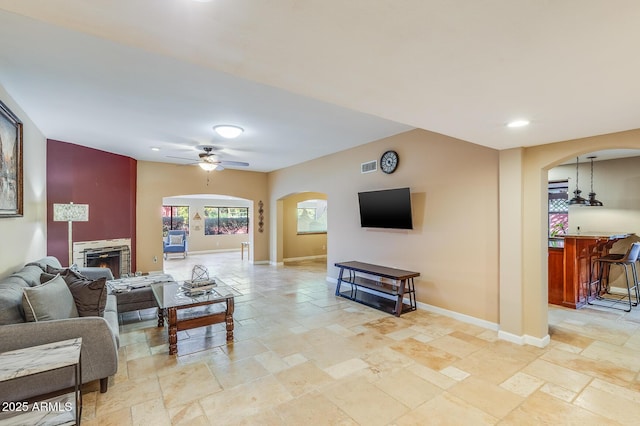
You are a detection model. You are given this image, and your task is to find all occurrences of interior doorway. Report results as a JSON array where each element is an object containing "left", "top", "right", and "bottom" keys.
[
  {"left": 276, "top": 191, "right": 328, "bottom": 267},
  {"left": 161, "top": 194, "right": 253, "bottom": 271},
  {"left": 542, "top": 149, "right": 640, "bottom": 335}
]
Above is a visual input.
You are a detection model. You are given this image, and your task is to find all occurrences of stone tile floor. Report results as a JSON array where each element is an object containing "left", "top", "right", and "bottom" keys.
[{"left": 81, "top": 252, "right": 640, "bottom": 425}]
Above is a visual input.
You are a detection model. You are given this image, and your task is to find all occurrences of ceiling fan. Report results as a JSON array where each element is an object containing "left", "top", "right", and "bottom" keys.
[{"left": 168, "top": 146, "right": 249, "bottom": 171}]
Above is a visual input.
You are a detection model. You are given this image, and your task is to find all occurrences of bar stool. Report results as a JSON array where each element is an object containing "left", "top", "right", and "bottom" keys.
[
  {"left": 587, "top": 239, "right": 611, "bottom": 299},
  {"left": 589, "top": 242, "right": 640, "bottom": 312}
]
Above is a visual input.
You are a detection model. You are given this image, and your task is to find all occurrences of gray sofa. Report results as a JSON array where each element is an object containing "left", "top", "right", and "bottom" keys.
[{"left": 0, "top": 256, "right": 119, "bottom": 403}]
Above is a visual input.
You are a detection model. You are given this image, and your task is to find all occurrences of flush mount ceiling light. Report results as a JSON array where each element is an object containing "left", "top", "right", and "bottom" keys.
[
  {"left": 506, "top": 119, "right": 530, "bottom": 128},
  {"left": 150, "top": 147, "right": 160, "bottom": 151},
  {"left": 213, "top": 125, "right": 244, "bottom": 139},
  {"left": 569, "top": 156, "right": 589, "bottom": 206},
  {"left": 198, "top": 162, "right": 217, "bottom": 171}
]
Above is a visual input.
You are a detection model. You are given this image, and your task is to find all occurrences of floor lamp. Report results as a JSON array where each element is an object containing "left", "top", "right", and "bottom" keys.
[{"left": 53, "top": 202, "right": 89, "bottom": 266}]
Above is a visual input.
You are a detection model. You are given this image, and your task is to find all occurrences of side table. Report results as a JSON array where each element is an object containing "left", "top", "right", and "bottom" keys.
[
  {"left": 0, "top": 338, "right": 82, "bottom": 425},
  {"left": 241, "top": 242, "right": 250, "bottom": 260}
]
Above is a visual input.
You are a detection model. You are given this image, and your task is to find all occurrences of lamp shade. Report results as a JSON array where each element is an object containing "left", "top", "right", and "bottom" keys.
[{"left": 53, "top": 203, "right": 89, "bottom": 222}]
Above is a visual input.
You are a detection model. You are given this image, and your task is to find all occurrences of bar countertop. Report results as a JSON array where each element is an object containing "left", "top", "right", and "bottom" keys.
[
  {"left": 562, "top": 232, "right": 634, "bottom": 239},
  {"left": 549, "top": 231, "right": 634, "bottom": 309}
]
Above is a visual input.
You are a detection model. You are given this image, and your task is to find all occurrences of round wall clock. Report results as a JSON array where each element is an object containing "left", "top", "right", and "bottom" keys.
[{"left": 380, "top": 150, "right": 399, "bottom": 174}]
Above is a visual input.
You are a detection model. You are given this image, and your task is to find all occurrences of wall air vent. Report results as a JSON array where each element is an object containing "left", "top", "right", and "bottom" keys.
[{"left": 361, "top": 160, "right": 377, "bottom": 174}]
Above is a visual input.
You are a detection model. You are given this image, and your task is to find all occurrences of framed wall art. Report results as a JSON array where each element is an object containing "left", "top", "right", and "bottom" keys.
[{"left": 0, "top": 100, "right": 23, "bottom": 217}]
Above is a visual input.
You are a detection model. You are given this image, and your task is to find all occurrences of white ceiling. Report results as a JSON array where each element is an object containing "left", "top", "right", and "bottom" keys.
[{"left": 1, "top": 1, "right": 640, "bottom": 172}]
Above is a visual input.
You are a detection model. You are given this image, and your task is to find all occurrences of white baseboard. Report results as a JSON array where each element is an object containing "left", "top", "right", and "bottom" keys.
[
  {"left": 416, "top": 301, "right": 499, "bottom": 332},
  {"left": 498, "top": 330, "right": 550, "bottom": 348},
  {"left": 253, "top": 260, "right": 269, "bottom": 265},
  {"left": 497, "top": 330, "right": 525, "bottom": 345},
  {"left": 326, "top": 276, "right": 549, "bottom": 348},
  {"left": 271, "top": 261, "right": 284, "bottom": 266},
  {"left": 283, "top": 255, "right": 327, "bottom": 262},
  {"left": 189, "top": 248, "right": 241, "bottom": 254}
]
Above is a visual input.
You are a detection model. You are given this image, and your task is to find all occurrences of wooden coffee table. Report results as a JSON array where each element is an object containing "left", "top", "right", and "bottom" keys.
[{"left": 151, "top": 279, "right": 241, "bottom": 355}]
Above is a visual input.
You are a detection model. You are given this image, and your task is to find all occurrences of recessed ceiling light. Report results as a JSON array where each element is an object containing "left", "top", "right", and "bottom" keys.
[
  {"left": 214, "top": 125, "right": 244, "bottom": 139},
  {"left": 507, "top": 120, "right": 530, "bottom": 128},
  {"left": 150, "top": 147, "right": 160, "bottom": 151}
]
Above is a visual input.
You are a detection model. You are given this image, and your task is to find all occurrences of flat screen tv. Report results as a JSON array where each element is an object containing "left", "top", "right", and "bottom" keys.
[{"left": 358, "top": 187, "right": 413, "bottom": 229}]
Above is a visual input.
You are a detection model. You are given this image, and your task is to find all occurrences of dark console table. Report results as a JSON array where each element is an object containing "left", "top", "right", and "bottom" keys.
[{"left": 334, "top": 261, "right": 419, "bottom": 316}]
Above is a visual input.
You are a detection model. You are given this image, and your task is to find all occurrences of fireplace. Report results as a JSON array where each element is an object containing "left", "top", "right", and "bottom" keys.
[
  {"left": 85, "top": 246, "right": 130, "bottom": 279},
  {"left": 73, "top": 238, "right": 132, "bottom": 279}
]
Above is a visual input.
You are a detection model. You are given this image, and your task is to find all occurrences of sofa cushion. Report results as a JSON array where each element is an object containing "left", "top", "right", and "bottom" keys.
[
  {"left": 25, "top": 256, "right": 64, "bottom": 272},
  {"left": 42, "top": 268, "right": 108, "bottom": 317},
  {"left": 0, "top": 277, "right": 29, "bottom": 325},
  {"left": 22, "top": 275, "right": 79, "bottom": 322},
  {"left": 10, "top": 265, "right": 49, "bottom": 288}
]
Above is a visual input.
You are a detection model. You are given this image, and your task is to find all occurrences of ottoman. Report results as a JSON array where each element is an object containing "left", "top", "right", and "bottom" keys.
[
  {"left": 116, "top": 286, "right": 157, "bottom": 313},
  {"left": 108, "top": 274, "right": 174, "bottom": 313}
]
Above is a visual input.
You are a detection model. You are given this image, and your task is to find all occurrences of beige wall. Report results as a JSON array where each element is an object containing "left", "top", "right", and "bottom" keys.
[
  {"left": 0, "top": 84, "right": 47, "bottom": 277},
  {"left": 269, "top": 129, "right": 500, "bottom": 323},
  {"left": 163, "top": 195, "right": 251, "bottom": 253},
  {"left": 511, "top": 129, "right": 640, "bottom": 341},
  {"left": 136, "top": 161, "right": 269, "bottom": 272},
  {"left": 499, "top": 148, "right": 525, "bottom": 338},
  {"left": 282, "top": 192, "right": 327, "bottom": 260}
]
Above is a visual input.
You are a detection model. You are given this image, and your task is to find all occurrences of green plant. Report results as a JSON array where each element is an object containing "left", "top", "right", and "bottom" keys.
[{"left": 550, "top": 222, "right": 566, "bottom": 237}]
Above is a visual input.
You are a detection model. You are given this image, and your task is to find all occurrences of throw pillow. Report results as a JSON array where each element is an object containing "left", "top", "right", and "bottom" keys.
[
  {"left": 46, "top": 264, "right": 87, "bottom": 278},
  {"left": 41, "top": 270, "right": 108, "bottom": 317},
  {"left": 169, "top": 234, "right": 184, "bottom": 245},
  {"left": 22, "top": 274, "right": 79, "bottom": 322}
]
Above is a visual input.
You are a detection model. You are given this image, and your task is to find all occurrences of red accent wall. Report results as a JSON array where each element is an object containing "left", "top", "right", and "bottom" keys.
[{"left": 47, "top": 140, "right": 137, "bottom": 270}]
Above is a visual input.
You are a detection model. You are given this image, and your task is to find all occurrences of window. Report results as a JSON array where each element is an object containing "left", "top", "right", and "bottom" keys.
[
  {"left": 162, "top": 206, "right": 189, "bottom": 236},
  {"left": 297, "top": 199, "right": 327, "bottom": 234},
  {"left": 204, "top": 207, "right": 248, "bottom": 235},
  {"left": 548, "top": 181, "right": 568, "bottom": 237}
]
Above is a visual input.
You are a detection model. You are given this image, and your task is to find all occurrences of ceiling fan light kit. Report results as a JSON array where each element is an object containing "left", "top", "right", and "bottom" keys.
[
  {"left": 166, "top": 145, "right": 250, "bottom": 171},
  {"left": 198, "top": 162, "right": 217, "bottom": 171},
  {"left": 213, "top": 125, "right": 244, "bottom": 139}
]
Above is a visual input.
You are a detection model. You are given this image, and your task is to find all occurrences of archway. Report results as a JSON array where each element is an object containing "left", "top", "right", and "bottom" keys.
[
  {"left": 161, "top": 193, "right": 253, "bottom": 264},
  {"left": 500, "top": 129, "right": 640, "bottom": 346},
  {"left": 273, "top": 191, "right": 328, "bottom": 267}
]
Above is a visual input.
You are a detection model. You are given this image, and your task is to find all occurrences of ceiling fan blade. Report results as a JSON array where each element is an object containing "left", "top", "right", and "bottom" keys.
[
  {"left": 219, "top": 160, "right": 249, "bottom": 167},
  {"left": 166, "top": 155, "right": 198, "bottom": 162}
]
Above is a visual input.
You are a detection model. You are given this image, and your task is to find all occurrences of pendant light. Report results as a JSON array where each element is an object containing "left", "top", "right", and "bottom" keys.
[
  {"left": 587, "top": 156, "right": 603, "bottom": 207},
  {"left": 569, "top": 156, "right": 589, "bottom": 206}
]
